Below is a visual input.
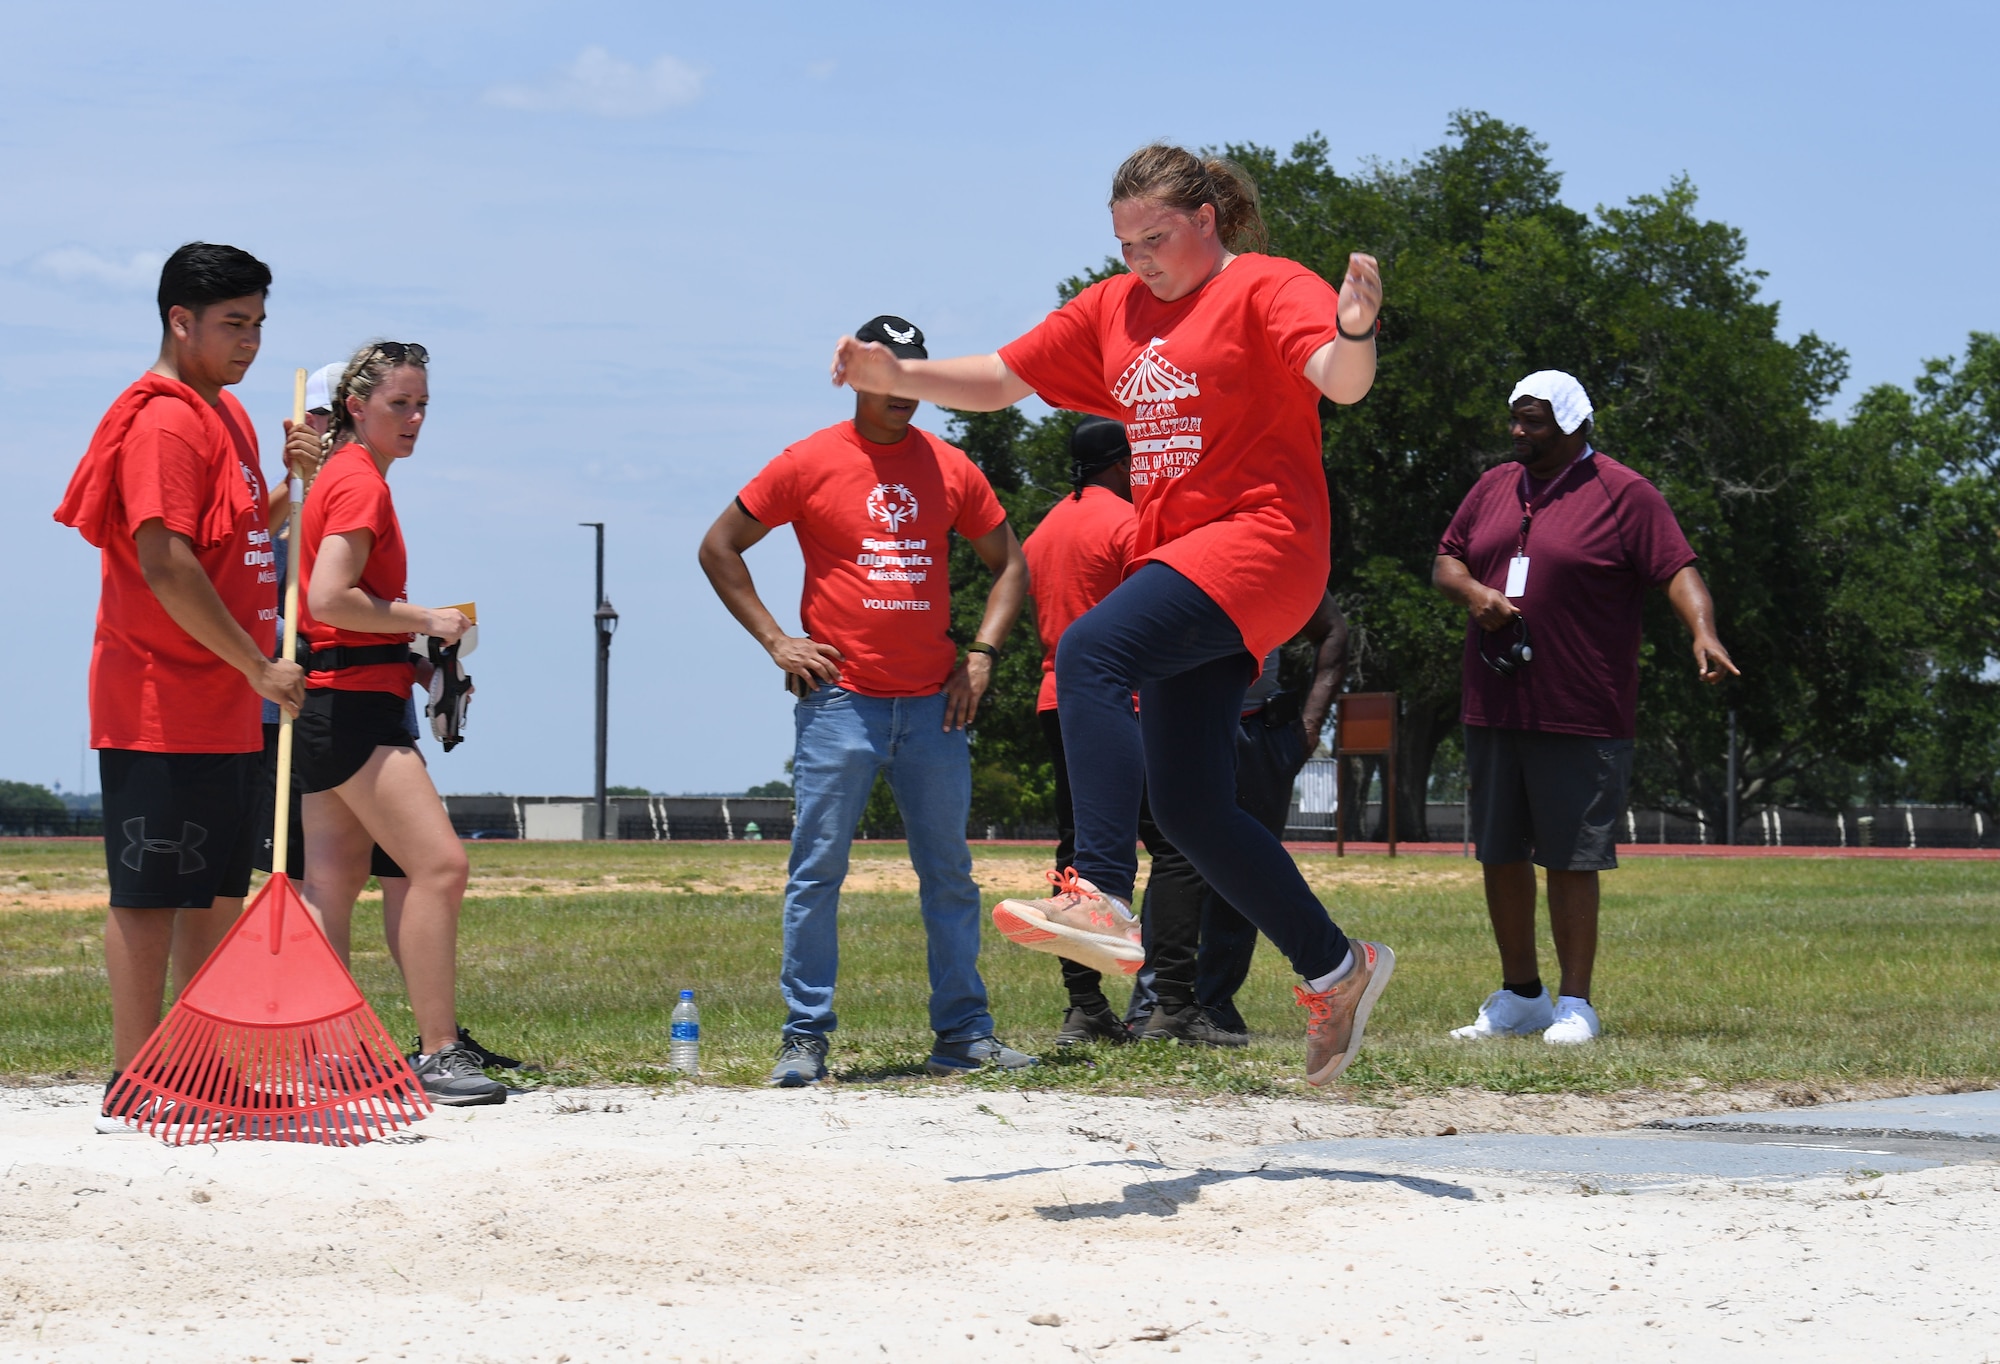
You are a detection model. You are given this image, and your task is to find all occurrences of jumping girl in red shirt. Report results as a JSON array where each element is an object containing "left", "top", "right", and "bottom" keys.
[
  {"left": 831, "top": 145, "right": 1394, "bottom": 1085},
  {"left": 296, "top": 342, "right": 504, "bottom": 1107}
]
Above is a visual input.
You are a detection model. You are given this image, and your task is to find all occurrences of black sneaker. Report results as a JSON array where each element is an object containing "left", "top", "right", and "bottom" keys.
[
  {"left": 412, "top": 1026, "right": 521, "bottom": 1070},
  {"left": 1137, "top": 1001, "right": 1250, "bottom": 1048},
  {"left": 1054, "top": 1002, "right": 1134, "bottom": 1046},
  {"left": 768, "top": 1035, "right": 829, "bottom": 1087},
  {"left": 413, "top": 1042, "right": 508, "bottom": 1106}
]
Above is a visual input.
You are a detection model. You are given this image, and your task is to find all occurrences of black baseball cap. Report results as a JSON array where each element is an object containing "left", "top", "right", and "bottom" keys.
[
  {"left": 855, "top": 314, "right": 927, "bottom": 360},
  {"left": 1070, "top": 414, "right": 1130, "bottom": 482}
]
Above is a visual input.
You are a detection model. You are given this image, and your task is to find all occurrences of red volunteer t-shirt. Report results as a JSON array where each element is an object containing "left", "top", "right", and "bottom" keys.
[
  {"left": 299, "top": 444, "right": 415, "bottom": 695},
  {"left": 1438, "top": 451, "right": 1697, "bottom": 738},
  {"left": 64, "top": 379, "right": 271, "bottom": 753},
  {"left": 1022, "top": 485, "right": 1136, "bottom": 711},
  {"left": 738, "top": 421, "right": 1007, "bottom": 698},
  {"left": 999, "top": 255, "right": 1341, "bottom": 662}
]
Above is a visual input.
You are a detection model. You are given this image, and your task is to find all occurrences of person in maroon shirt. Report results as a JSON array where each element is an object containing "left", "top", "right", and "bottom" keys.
[{"left": 1433, "top": 371, "right": 1737, "bottom": 1044}]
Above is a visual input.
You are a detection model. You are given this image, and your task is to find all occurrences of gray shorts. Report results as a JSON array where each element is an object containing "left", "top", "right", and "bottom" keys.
[{"left": 1464, "top": 725, "right": 1632, "bottom": 871}]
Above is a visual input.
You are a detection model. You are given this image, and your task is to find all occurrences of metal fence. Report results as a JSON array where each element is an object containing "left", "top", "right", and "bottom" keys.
[
  {"left": 11, "top": 790, "right": 1993, "bottom": 850},
  {"left": 1284, "top": 758, "right": 1999, "bottom": 848},
  {"left": 439, "top": 794, "right": 795, "bottom": 842},
  {"left": 0, "top": 806, "right": 103, "bottom": 837}
]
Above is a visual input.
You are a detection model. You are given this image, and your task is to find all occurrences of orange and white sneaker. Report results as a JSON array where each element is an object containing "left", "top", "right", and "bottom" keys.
[
  {"left": 992, "top": 868, "right": 1144, "bottom": 976},
  {"left": 1295, "top": 941, "right": 1396, "bottom": 1087}
]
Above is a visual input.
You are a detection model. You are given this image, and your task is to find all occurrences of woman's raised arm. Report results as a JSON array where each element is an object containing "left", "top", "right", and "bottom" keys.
[{"left": 830, "top": 339, "right": 1034, "bottom": 412}]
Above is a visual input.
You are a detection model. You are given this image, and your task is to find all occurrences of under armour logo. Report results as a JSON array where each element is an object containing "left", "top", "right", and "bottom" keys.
[
  {"left": 882, "top": 323, "right": 916, "bottom": 345},
  {"left": 120, "top": 818, "right": 208, "bottom": 874}
]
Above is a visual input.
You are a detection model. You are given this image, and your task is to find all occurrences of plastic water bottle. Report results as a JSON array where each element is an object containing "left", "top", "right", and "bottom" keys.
[{"left": 669, "top": 989, "right": 700, "bottom": 1073}]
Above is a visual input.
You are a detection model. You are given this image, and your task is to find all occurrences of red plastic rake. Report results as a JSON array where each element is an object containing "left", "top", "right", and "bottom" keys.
[
  {"left": 102, "top": 368, "right": 430, "bottom": 1146},
  {"left": 104, "top": 872, "right": 430, "bottom": 1144}
]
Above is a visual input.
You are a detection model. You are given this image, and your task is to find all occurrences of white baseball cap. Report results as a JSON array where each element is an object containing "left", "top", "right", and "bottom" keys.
[
  {"left": 1508, "top": 370, "right": 1593, "bottom": 434},
  {"left": 304, "top": 362, "right": 344, "bottom": 414}
]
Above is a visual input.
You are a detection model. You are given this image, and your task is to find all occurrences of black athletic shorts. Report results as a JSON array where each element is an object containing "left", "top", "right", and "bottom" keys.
[
  {"left": 254, "top": 722, "right": 408, "bottom": 879},
  {"left": 1464, "top": 724, "right": 1633, "bottom": 871},
  {"left": 100, "top": 749, "right": 258, "bottom": 908},
  {"left": 296, "top": 689, "right": 418, "bottom": 795}
]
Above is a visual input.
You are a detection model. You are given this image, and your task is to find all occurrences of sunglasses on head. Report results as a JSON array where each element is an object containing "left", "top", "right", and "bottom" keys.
[{"left": 369, "top": 341, "right": 429, "bottom": 365}]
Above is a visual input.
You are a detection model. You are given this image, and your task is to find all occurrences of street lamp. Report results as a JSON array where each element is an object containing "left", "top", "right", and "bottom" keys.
[{"left": 580, "top": 523, "right": 619, "bottom": 840}]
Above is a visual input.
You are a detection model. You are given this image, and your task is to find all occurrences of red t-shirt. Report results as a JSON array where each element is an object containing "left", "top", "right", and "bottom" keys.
[
  {"left": 1022, "top": 485, "right": 1136, "bottom": 711},
  {"left": 1438, "top": 451, "right": 1697, "bottom": 738},
  {"left": 299, "top": 444, "right": 415, "bottom": 695},
  {"left": 999, "top": 254, "right": 1341, "bottom": 661},
  {"left": 55, "top": 376, "right": 271, "bottom": 753},
  {"left": 738, "top": 421, "right": 1007, "bottom": 698}
]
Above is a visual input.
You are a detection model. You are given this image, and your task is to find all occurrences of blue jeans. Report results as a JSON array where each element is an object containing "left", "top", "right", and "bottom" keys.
[
  {"left": 1056, "top": 563, "right": 1348, "bottom": 982},
  {"left": 782, "top": 686, "right": 993, "bottom": 1043}
]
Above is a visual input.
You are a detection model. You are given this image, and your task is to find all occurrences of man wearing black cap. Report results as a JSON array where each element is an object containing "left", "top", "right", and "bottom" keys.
[{"left": 699, "top": 315, "right": 1033, "bottom": 1085}]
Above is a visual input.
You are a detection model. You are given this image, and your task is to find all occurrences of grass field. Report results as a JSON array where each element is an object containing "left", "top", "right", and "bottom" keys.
[{"left": 3, "top": 837, "right": 1995, "bottom": 1097}]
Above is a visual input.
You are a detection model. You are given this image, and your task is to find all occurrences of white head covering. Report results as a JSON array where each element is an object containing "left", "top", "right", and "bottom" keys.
[
  {"left": 1508, "top": 370, "right": 1593, "bottom": 434},
  {"left": 304, "top": 362, "right": 344, "bottom": 413}
]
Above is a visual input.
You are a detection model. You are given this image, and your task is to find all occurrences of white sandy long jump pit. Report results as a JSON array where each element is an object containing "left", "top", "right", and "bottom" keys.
[{"left": 3, "top": 1084, "right": 1996, "bottom": 1361}]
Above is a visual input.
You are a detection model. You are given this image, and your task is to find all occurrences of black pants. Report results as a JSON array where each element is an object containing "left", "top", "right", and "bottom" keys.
[
  {"left": 1040, "top": 708, "right": 1202, "bottom": 1010},
  {"left": 1190, "top": 703, "right": 1312, "bottom": 1032}
]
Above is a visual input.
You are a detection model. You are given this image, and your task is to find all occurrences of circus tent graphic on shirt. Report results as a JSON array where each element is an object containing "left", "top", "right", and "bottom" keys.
[{"left": 1112, "top": 338, "right": 1200, "bottom": 407}]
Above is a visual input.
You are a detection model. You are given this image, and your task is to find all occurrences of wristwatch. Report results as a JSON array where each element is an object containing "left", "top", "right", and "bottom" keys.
[{"left": 965, "top": 641, "right": 1001, "bottom": 661}]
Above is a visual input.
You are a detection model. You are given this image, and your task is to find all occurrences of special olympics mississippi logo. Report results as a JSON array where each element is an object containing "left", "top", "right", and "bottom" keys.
[{"left": 866, "top": 483, "right": 920, "bottom": 534}]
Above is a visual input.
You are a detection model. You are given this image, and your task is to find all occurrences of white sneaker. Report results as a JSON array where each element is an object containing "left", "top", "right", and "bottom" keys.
[
  {"left": 1544, "top": 996, "right": 1601, "bottom": 1045},
  {"left": 1448, "top": 987, "right": 1555, "bottom": 1040}
]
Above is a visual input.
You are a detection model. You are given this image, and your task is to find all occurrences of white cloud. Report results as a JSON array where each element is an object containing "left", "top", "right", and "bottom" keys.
[
  {"left": 30, "top": 246, "right": 167, "bottom": 290},
  {"left": 484, "top": 47, "right": 705, "bottom": 118}
]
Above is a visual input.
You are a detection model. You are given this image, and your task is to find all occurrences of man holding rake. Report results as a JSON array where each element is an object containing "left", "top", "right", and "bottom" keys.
[{"left": 54, "top": 242, "right": 319, "bottom": 1129}]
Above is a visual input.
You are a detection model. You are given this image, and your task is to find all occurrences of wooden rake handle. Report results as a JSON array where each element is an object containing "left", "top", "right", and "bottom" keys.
[{"left": 269, "top": 368, "right": 309, "bottom": 901}]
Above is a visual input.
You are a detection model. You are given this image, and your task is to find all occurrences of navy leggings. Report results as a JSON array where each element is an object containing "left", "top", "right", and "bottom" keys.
[{"left": 1054, "top": 563, "right": 1349, "bottom": 982}]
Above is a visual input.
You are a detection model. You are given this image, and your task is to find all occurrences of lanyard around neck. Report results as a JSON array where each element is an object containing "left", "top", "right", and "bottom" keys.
[{"left": 1515, "top": 447, "right": 1592, "bottom": 552}]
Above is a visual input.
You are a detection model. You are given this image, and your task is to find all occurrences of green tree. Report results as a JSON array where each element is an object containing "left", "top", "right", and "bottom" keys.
[
  {"left": 942, "top": 114, "right": 1983, "bottom": 838},
  {"left": 1856, "top": 333, "right": 2000, "bottom": 815},
  {"left": 0, "top": 780, "right": 64, "bottom": 812}
]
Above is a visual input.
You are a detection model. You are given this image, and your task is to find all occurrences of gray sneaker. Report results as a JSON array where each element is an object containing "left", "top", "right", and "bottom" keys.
[
  {"left": 768, "top": 1035, "right": 829, "bottom": 1087},
  {"left": 413, "top": 1041, "right": 508, "bottom": 1107},
  {"left": 925, "top": 1035, "right": 1038, "bottom": 1077}
]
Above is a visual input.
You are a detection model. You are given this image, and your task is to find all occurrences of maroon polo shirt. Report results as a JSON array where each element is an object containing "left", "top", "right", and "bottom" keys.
[{"left": 1438, "top": 451, "right": 1696, "bottom": 738}]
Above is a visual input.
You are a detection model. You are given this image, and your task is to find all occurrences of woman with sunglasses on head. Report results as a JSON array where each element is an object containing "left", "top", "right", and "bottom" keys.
[
  {"left": 832, "top": 144, "right": 1393, "bottom": 1088},
  {"left": 296, "top": 341, "right": 505, "bottom": 1107}
]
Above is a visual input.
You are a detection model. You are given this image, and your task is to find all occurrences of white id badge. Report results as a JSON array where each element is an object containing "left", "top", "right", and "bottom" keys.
[{"left": 1504, "top": 555, "right": 1530, "bottom": 598}]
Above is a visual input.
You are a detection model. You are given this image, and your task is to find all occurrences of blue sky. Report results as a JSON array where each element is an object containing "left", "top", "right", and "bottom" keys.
[{"left": 3, "top": 1, "right": 1994, "bottom": 797}]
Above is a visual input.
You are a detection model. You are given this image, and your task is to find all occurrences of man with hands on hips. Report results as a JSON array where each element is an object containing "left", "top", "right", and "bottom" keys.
[
  {"left": 1433, "top": 370, "right": 1737, "bottom": 1045},
  {"left": 699, "top": 314, "right": 1032, "bottom": 1086}
]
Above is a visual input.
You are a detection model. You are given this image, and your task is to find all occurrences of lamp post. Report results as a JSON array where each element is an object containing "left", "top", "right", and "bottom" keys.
[
  {"left": 580, "top": 523, "right": 618, "bottom": 840},
  {"left": 1726, "top": 708, "right": 1739, "bottom": 846}
]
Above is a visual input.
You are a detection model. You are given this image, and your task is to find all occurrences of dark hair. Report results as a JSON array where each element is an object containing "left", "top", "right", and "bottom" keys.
[
  {"left": 156, "top": 242, "right": 272, "bottom": 328},
  {"left": 1109, "top": 144, "right": 1268, "bottom": 252},
  {"left": 325, "top": 341, "right": 429, "bottom": 452}
]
